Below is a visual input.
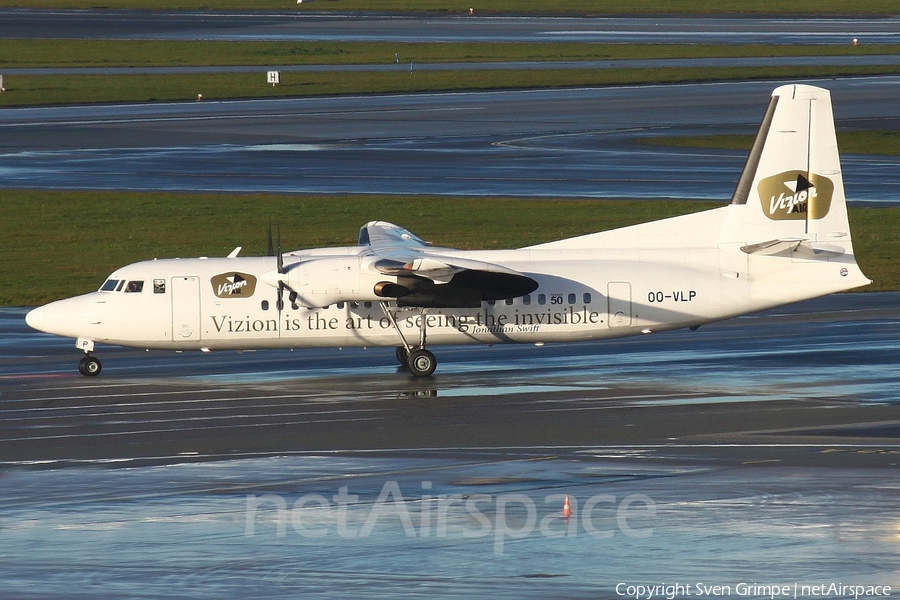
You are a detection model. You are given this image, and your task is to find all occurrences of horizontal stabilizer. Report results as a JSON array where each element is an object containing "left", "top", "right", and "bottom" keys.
[
  {"left": 740, "top": 239, "right": 803, "bottom": 257},
  {"left": 741, "top": 239, "right": 845, "bottom": 258}
]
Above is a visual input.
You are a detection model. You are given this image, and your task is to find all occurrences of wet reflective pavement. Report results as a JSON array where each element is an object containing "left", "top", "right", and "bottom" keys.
[
  {"left": 2, "top": 10, "right": 900, "bottom": 45},
  {"left": 3, "top": 79, "right": 900, "bottom": 202},
  {"left": 1, "top": 293, "right": 899, "bottom": 598},
  {"left": 2, "top": 455, "right": 899, "bottom": 599}
]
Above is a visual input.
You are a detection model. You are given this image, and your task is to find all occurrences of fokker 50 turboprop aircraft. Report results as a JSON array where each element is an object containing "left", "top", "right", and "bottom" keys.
[{"left": 26, "top": 84, "right": 870, "bottom": 377}]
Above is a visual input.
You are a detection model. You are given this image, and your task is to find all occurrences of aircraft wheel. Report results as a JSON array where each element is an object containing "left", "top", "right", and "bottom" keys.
[
  {"left": 395, "top": 346, "right": 410, "bottom": 366},
  {"left": 407, "top": 349, "right": 436, "bottom": 378},
  {"left": 78, "top": 356, "right": 102, "bottom": 377}
]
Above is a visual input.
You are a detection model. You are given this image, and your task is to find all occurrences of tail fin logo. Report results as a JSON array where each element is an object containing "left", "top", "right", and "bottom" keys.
[{"left": 758, "top": 171, "right": 833, "bottom": 220}]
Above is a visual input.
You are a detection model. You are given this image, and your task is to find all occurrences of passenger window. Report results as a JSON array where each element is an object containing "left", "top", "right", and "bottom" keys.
[
  {"left": 125, "top": 281, "right": 144, "bottom": 293},
  {"left": 538, "top": 294, "right": 546, "bottom": 305},
  {"left": 486, "top": 300, "right": 495, "bottom": 306},
  {"left": 583, "top": 293, "right": 592, "bottom": 304},
  {"left": 337, "top": 302, "right": 345, "bottom": 309},
  {"left": 523, "top": 294, "right": 531, "bottom": 306},
  {"left": 568, "top": 293, "right": 576, "bottom": 304},
  {"left": 364, "top": 302, "right": 372, "bottom": 309},
  {"left": 100, "top": 279, "right": 120, "bottom": 292},
  {"left": 505, "top": 299, "right": 514, "bottom": 306},
  {"left": 261, "top": 300, "right": 269, "bottom": 311},
  {"left": 154, "top": 279, "right": 166, "bottom": 294}
]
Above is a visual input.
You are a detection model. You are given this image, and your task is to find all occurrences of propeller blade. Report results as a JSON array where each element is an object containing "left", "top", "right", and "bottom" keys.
[
  {"left": 277, "top": 227, "right": 284, "bottom": 274},
  {"left": 266, "top": 219, "right": 274, "bottom": 257}
]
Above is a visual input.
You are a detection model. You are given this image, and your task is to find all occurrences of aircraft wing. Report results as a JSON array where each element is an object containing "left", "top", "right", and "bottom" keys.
[
  {"left": 358, "top": 221, "right": 429, "bottom": 249},
  {"left": 358, "top": 221, "right": 538, "bottom": 308}
]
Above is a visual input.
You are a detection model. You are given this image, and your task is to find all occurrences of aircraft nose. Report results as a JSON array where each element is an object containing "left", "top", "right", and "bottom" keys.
[{"left": 25, "top": 306, "right": 46, "bottom": 331}]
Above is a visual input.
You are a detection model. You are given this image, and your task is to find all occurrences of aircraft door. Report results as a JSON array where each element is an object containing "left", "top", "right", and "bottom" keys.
[
  {"left": 171, "top": 276, "right": 201, "bottom": 342},
  {"left": 607, "top": 281, "right": 632, "bottom": 328}
]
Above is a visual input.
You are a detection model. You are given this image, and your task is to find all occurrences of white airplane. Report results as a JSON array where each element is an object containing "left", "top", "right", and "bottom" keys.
[{"left": 26, "top": 84, "right": 870, "bottom": 377}]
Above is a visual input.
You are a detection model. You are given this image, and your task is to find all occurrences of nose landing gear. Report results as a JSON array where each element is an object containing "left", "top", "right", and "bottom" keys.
[
  {"left": 78, "top": 354, "right": 102, "bottom": 377},
  {"left": 75, "top": 338, "right": 101, "bottom": 376}
]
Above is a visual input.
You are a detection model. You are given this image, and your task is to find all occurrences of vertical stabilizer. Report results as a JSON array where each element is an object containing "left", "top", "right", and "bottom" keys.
[
  {"left": 720, "top": 84, "right": 869, "bottom": 299},
  {"left": 721, "top": 84, "right": 852, "bottom": 244}
]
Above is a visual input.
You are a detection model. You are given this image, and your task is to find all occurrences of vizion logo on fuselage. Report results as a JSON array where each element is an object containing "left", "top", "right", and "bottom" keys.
[
  {"left": 211, "top": 272, "right": 257, "bottom": 298},
  {"left": 758, "top": 171, "right": 834, "bottom": 220}
]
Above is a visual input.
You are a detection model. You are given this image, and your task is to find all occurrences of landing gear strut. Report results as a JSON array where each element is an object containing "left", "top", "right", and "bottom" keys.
[
  {"left": 382, "top": 303, "right": 437, "bottom": 377},
  {"left": 78, "top": 354, "right": 102, "bottom": 377}
]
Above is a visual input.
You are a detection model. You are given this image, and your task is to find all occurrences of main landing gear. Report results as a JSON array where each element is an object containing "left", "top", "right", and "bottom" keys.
[
  {"left": 382, "top": 303, "right": 437, "bottom": 377},
  {"left": 404, "top": 348, "right": 437, "bottom": 378},
  {"left": 78, "top": 354, "right": 102, "bottom": 376}
]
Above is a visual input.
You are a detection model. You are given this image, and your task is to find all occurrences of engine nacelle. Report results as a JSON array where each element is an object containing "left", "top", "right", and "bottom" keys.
[
  {"left": 373, "top": 281, "right": 410, "bottom": 299},
  {"left": 284, "top": 256, "right": 398, "bottom": 307},
  {"left": 271, "top": 254, "right": 538, "bottom": 309}
]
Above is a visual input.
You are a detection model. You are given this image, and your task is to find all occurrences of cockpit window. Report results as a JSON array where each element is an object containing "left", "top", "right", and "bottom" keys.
[
  {"left": 100, "top": 279, "right": 121, "bottom": 292},
  {"left": 124, "top": 281, "right": 144, "bottom": 293},
  {"left": 116, "top": 280, "right": 126, "bottom": 292}
]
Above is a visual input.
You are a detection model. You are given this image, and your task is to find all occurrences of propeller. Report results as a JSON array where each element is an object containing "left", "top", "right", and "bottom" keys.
[
  {"left": 275, "top": 226, "right": 285, "bottom": 312},
  {"left": 264, "top": 221, "right": 301, "bottom": 311},
  {"left": 266, "top": 220, "right": 288, "bottom": 312}
]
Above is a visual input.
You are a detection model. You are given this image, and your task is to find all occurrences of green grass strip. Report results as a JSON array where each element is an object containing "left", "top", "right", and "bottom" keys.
[
  {"left": 4, "top": 64, "right": 900, "bottom": 107},
  {"left": 3, "top": 41, "right": 899, "bottom": 68},
  {"left": 2, "top": 191, "right": 895, "bottom": 306},
  {"left": 0, "top": 0, "right": 898, "bottom": 14}
]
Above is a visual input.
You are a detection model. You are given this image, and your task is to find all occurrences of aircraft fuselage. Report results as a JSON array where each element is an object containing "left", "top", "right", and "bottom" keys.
[{"left": 28, "top": 212, "right": 861, "bottom": 354}]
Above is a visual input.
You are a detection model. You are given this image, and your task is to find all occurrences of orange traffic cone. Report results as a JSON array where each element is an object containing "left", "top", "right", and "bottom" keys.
[{"left": 562, "top": 494, "right": 572, "bottom": 519}]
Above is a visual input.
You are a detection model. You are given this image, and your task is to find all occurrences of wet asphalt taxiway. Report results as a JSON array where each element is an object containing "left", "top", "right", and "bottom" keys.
[
  {"left": 2, "top": 6, "right": 900, "bottom": 596},
  {"left": 1, "top": 292, "right": 899, "bottom": 598},
  {"left": 3, "top": 78, "right": 899, "bottom": 202},
  {"left": 2, "top": 10, "right": 900, "bottom": 45}
]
